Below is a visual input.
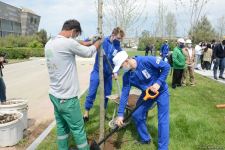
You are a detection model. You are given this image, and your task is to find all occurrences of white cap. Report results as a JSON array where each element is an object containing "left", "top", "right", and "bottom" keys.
[
  {"left": 186, "top": 39, "right": 192, "bottom": 44},
  {"left": 112, "top": 51, "right": 128, "bottom": 73},
  {"left": 177, "top": 38, "right": 185, "bottom": 43}
]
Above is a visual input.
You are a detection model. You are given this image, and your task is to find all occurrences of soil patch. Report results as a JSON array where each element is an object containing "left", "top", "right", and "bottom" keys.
[
  {"left": 0, "top": 113, "right": 18, "bottom": 124},
  {"left": 0, "top": 101, "right": 20, "bottom": 105}
]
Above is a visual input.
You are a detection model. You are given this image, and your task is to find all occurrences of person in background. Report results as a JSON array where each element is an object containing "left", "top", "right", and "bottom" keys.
[
  {"left": 145, "top": 44, "right": 150, "bottom": 56},
  {"left": 212, "top": 39, "right": 225, "bottom": 80},
  {"left": 202, "top": 43, "right": 213, "bottom": 70},
  {"left": 160, "top": 40, "right": 170, "bottom": 61},
  {"left": 195, "top": 43, "right": 203, "bottom": 70},
  {"left": 210, "top": 40, "right": 216, "bottom": 69},
  {"left": 0, "top": 53, "right": 7, "bottom": 104},
  {"left": 172, "top": 38, "right": 186, "bottom": 89},
  {"left": 181, "top": 39, "right": 195, "bottom": 86}
]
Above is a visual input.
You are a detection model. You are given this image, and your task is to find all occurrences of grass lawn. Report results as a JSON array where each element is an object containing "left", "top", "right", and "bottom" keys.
[{"left": 37, "top": 51, "right": 225, "bottom": 150}]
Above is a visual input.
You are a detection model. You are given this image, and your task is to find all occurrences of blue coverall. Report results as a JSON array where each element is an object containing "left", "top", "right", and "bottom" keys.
[
  {"left": 85, "top": 36, "right": 122, "bottom": 111},
  {"left": 118, "top": 56, "right": 170, "bottom": 150},
  {"left": 160, "top": 43, "right": 170, "bottom": 61}
]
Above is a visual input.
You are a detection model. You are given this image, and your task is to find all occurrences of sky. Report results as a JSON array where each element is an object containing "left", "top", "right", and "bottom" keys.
[{"left": 2, "top": 0, "right": 225, "bottom": 38}]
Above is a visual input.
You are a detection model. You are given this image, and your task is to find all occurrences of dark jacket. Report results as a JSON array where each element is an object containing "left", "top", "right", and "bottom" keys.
[{"left": 213, "top": 43, "right": 225, "bottom": 59}]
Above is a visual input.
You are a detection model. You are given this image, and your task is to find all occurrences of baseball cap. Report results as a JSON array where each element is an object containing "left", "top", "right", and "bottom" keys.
[
  {"left": 177, "top": 38, "right": 185, "bottom": 43},
  {"left": 112, "top": 51, "right": 128, "bottom": 73}
]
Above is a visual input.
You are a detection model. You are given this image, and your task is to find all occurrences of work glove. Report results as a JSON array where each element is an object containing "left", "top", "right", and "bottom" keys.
[
  {"left": 112, "top": 73, "right": 118, "bottom": 80},
  {"left": 93, "top": 35, "right": 102, "bottom": 42}
]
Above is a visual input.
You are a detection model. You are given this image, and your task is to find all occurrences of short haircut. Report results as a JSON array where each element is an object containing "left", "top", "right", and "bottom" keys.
[
  {"left": 207, "top": 43, "right": 211, "bottom": 49},
  {"left": 62, "top": 19, "right": 82, "bottom": 34},
  {"left": 111, "top": 27, "right": 125, "bottom": 38}
]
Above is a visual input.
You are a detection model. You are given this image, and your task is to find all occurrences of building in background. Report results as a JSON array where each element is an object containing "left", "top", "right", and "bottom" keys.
[{"left": 0, "top": 1, "right": 40, "bottom": 37}]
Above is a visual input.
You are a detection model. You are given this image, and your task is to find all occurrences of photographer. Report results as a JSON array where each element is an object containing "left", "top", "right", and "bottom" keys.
[{"left": 0, "top": 53, "right": 7, "bottom": 104}]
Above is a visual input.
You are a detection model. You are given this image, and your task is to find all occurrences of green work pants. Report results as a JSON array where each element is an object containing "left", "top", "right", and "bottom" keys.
[{"left": 49, "top": 94, "right": 89, "bottom": 150}]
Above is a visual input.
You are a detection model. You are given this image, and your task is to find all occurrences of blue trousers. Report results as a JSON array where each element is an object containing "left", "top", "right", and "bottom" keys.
[
  {"left": 213, "top": 57, "right": 225, "bottom": 77},
  {"left": 132, "top": 90, "right": 169, "bottom": 150},
  {"left": 85, "top": 69, "right": 112, "bottom": 111}
]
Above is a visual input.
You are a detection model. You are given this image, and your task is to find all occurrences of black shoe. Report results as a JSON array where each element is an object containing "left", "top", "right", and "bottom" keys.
[
  {"left": 83, "top": 116, "right": 89, "bottom": 122},
  {"left": 219, "top": 76, "right": 225, "bottom": 80},
  {"left": 172, "top": 85, "right": 176, "bottom": 89},
  {"left": 214, "top": 76, "right": 218, "bottom": 80}
]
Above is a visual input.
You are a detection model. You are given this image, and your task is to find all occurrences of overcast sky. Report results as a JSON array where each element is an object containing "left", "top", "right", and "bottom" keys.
[{"left": 2, "top": 0, "right": 225, "bottom": 38}]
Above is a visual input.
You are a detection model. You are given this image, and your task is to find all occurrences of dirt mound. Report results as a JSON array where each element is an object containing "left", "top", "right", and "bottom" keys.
[{"left": 0, "top": 113, "right": 18, "bottom": 124}]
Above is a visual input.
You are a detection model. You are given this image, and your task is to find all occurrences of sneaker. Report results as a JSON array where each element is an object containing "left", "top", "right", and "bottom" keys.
[
  {"left": 214, "top": 76, "right": 218, "bottom": 80},
  {"left": 172, "top": 85, "right": 176, "bottom": 89},
  {"left": 219, "top": 76, "right": 225, "bottom": 80}
]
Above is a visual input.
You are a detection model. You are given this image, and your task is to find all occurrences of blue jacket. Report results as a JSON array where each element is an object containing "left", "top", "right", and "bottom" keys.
[
  {"left": 118, "top": 56, "right": 170, "bottom": 117},
  {"left": 160, "top": 43, "right": 170, "bottom": 57},
  {"left": 93, "top": 36, "right": 122, "bottom": 75}
]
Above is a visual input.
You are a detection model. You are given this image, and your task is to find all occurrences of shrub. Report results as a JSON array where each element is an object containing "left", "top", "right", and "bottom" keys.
[{"left": 0, "top": 47, "right": 44, "bottom": 59}]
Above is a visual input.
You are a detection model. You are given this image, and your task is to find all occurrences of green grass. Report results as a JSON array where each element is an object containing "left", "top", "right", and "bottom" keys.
[{"left": 37, "top": 51, "right": 225, "bottom": 150}]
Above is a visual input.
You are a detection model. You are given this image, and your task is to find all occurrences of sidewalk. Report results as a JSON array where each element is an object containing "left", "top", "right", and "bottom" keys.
[{"left": 195, "top": 69, "right": 225, "bottom": 84}]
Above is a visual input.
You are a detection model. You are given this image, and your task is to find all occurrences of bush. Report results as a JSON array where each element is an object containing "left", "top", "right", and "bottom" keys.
[
  {"left": 0, "top": 47, "right": 44, "bottom": 59},
  {"left": 27, "top": 40, "right": 43, "bottom": 48},
  {"left": 0, "top": 34, "right": 46, "bottom": 48}
]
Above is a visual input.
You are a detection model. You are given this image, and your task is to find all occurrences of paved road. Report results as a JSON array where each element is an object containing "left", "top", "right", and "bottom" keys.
[{"left": 0, "top": 56, "right": 95, "bottom": 150}]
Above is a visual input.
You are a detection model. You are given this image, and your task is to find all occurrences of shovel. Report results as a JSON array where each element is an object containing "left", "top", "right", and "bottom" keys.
[{"left": 90, "top": 88, "right": 159, "bottom": 150}]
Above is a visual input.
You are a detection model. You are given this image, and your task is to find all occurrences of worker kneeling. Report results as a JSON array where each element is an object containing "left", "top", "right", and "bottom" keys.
[{"left": 113, "top": 51, "right": 170, "bottom": 150}]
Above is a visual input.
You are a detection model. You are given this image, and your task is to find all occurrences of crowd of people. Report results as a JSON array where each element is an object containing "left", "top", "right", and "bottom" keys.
[{"left": 145, "top": 37, "right": 225, "bottom": 89}]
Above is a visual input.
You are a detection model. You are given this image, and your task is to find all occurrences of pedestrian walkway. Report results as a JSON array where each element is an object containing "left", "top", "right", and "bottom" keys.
[{"left": 195, "top": 69, "right": 225, "bottom": 84}]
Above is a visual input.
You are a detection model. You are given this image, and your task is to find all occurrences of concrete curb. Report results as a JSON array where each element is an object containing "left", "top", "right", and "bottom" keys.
[
  {"left": 26, "top": 89, "right": 87, "bottom": 150},
  {"left": 26, "top": 120, "right": 56, "bottom": 150}
]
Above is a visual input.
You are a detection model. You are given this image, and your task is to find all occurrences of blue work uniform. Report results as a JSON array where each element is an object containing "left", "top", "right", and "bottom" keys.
[
  {"left": 160, "top": 43, "right": 170, "bottom": 61},
  {"left": 118, "top": 56, "right": 170, "bottom": 150},
  {"left": 85, "top": 36, "right": 122, "bottom": 111}
]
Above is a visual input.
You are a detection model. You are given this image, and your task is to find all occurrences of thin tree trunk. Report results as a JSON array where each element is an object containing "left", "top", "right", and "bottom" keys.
[{"left": 98, "top": 0, "right": 105, "bottom": 149}]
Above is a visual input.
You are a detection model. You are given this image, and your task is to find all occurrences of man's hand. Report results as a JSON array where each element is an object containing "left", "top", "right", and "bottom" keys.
[
  {"left": 93, "top": 39, "right": 102, "bottom": 50},
  {"left": 116, "top": 116, "right": 124, "bottom": 127},
  {"left": 112, "top": 73, "right": 118, "bottom": 80},
  {"left": 149, "top": 83, "right": 160, "bottom": 93}
]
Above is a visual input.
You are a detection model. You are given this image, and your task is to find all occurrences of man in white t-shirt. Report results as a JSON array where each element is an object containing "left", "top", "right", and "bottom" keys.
[
  {"left": 45, "top": 19, "right": 101, "bottom": 150},
  {"left": 195, "top": 43, "right": 203, "bottom": 70}
]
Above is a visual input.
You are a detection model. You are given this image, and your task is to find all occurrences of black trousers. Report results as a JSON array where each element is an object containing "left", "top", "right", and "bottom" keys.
[
  {"left": 203, "top": 61, "right": 211, "bottom": 70},
  {"left": 172, "top": 69, "right": 184, "bottom": 87},
  {"left": 0, "top": 77, "right": 6, "bottom": 102}
]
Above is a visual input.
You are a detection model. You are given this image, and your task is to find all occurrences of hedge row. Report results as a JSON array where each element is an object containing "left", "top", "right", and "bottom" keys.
[{"left": 0, "top": 47, "right": 44, "bottom": 59}]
